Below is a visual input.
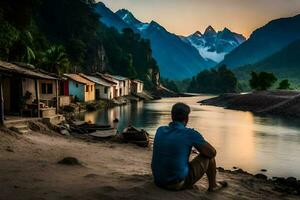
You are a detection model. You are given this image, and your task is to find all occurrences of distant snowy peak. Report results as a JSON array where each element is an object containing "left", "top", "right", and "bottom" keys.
[
  {"left": 116, "top": 9, "right": 141, "bottom": 27},
  {"left": 204, "top": 25, "right": 217, "bottom": 37},
  {"left": 116, "top": 9, "right": 152, "bottom": 32},
  {"left": 184, "top": 26, "right": 246, "bottom": 63}
]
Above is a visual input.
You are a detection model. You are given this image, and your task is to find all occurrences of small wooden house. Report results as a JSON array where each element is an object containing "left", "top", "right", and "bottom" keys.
[
  {"left": 0, "top": 61, "right": 59, "bottom": 123},
  {"left": 95, "top": 73, "right": 119, "bottom": 98},
  {"left": 79, "top": 73, "right": 115, "bottom": 100},
  {"left": 64, "top": 74, "right": 95, "bottom": 102},
  {"left": 131, "top": 79, "right": 144, "bottom": 94},
  {"left": 103, "top": 74, "right": 130, "bottom": 97}
]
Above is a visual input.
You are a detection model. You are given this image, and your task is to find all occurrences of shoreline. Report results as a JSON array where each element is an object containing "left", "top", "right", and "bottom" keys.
[
  {"left": 1, "top": 126, "right": 300, "bottom": 199},
  {"left": 199, "top": 91, "right": 300, "bottom": 119}
]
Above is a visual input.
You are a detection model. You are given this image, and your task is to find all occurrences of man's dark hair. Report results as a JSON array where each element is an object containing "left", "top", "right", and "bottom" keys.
[{"left": 171, "top": 103, "right": 191, "bottom": 122}]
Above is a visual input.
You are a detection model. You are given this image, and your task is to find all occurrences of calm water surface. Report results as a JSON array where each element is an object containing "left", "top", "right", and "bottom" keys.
[{"left": 78, "top": 96, "right": 300, "bottom": 178}]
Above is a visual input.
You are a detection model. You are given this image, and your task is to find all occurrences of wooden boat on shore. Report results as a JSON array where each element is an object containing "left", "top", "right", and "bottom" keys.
[
  {"left": 67, "top": 120, "right": 113, "bottom": 134},
  {"left": 78, "top": 123, "right": 113, "bottom": 133},
  {"left": 122, "top": 126, "right": 150, "bottom": 147},
  {"left": 89, "top": 129, "right": 117, "bottom": 140}
]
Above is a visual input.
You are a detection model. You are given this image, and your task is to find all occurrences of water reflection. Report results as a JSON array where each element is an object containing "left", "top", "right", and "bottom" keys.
[{"left": 78, "top": 96, "right": 300, "bottom": 178}]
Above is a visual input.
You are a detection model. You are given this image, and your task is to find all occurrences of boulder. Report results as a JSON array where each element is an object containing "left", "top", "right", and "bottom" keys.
[
  {"left": 58, "top": 157, "right": 81, "bottom": 166},
  {"left": 254, "top": 173, "right": 268, "bottom": 180}
]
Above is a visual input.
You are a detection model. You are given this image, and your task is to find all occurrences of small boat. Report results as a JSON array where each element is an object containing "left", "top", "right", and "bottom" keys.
[
  {"left": 89, "top": 129, "right": 117, "bottom": 140},
  {"left": 122, "top": 126, "right": 150, "bottom": 147},
  {"left": 79, "top": 123, "right": 113, "bottom": 133},
  {"left": 67, "top": 120, "right": 113, "bottom": 134}
]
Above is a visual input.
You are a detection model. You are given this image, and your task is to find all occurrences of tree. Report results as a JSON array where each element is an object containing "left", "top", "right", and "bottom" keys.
[
  {"left": 0, "top": 19, "right": 20, "bottom": 60},
  {"left": 278, "top": 79, "right": 291, "bottom": 90},
  {"left": 161, "top": 78, "right": 179, "bottom": 93},
  {"left": 249, "top": 71, "right": 277, "bottom": 91},
  {"left": 187, "top": 65, "right": 237, "bottom": 94},
  {"left": 41, "top": 45, "right": 70, "bottom": 75}
]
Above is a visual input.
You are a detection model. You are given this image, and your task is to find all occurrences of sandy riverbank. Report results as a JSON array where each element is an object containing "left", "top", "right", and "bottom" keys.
[
  {"left": 199, "top": 91, "right": 300, "bottom": 118},
  {"left": 0, "top": 129, "right": 299, "bottom": 200}
]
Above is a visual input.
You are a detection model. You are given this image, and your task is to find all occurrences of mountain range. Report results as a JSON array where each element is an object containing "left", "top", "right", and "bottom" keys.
[
  {"left": 94, "top": 2, "right": 245, "bottom": 79},
  {"left": 221, "top": 14, "right": 300, "bottom": 68},
  {"left": 234, "top": 39, "right": 300, "bottom": 88},
  {"left": 181, "top": 26, "right": 246, "bottom": 62},
  {"left": 94, "top": 2, "right": 300, "bottom": 87}
]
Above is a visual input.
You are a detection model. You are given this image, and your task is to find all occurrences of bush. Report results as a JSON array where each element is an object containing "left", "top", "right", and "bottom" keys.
[
  {"left": 249, "top": 71, "right": 277, "bottom": 91},
  {"left": 278, "top": 79, "right": 291, "bottom": 90}
]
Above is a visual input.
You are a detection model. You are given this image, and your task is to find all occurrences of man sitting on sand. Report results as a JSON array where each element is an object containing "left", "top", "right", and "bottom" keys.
[{"left": 151, "top": 103, "right": 227, "bottom": 191}]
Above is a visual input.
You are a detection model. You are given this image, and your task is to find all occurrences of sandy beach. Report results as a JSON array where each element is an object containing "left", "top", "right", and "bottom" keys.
[{"left": 0, "top": 128, "right": 299, "bottom": 200}]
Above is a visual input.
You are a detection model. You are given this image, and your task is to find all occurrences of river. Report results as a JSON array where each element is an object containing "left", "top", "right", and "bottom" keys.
[{"left": 77, "top": 96, "right": 300, "bottom": 179}]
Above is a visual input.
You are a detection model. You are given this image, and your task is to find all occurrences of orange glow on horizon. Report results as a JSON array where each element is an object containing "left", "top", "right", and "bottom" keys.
[{"left": 100, "top": 0, "right": 300, "bottom": 38}]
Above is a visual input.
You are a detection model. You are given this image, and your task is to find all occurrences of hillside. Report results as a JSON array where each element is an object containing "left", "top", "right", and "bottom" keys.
[
  {"left": 234, "top": 40, "right": 300, "bottom": 89},
  {"left": 220, "top": 14, "right": 300, "bottom": 68},
  {"left": 95, "top": 3, "right": 217, "bottom": 79},
  {"left": 0, "top": 0, "right": 160, "bottom": 89}
]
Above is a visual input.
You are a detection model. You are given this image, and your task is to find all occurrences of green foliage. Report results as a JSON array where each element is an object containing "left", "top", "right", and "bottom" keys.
[
  {"left": 161, "top": 78, "right": 179, "bottom": 93},
  {"left": 0, "top": 19, "right": 20, "bottom": 60},
  {"left": 234, "top": 40, "right": 300, "bottom": 90},
  {"left": 249, "top": 71, "right": 277, "bottom": 91},
  {"left": 278, "top": 79, "right": 291, "bottom": 90},
  {"left": 0, "top": 0, "right": 160, "bottom": 90},
  {"left": 0, "top": 0, "right": 41, "bottom": 30},
  {"left": 187, "top": 65, "right": 237, "bottom": 94},
  {"left": 40, "top": 45, "right": 70, "bottom": 75},
  {"left": 100, "top": 27, "right": 159, "bottom": 85},
  {"left": 173, "top": 79, "right": 191, "bottom": 93}
]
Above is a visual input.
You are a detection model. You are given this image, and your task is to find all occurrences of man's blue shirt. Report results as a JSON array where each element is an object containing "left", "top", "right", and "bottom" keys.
[{"left": 151, "top": 122, "right": 207, "bottom": 185}]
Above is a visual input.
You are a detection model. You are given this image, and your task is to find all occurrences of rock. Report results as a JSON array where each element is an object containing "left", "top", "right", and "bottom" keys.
[
  {"left": 273, "top": 177, "right": 286, "bottom": 185},
  {"left": 28, "top": 122, "right": 41, "bottom": 131},
  {"left": 254, "top": 173, "right": 268, "bottom": 180},
  {"left": 217, "top": 167, "right": 225, "bottom": 172},
  {"left": 285, "top": 177, "right": 298, "bottom": 188},
  {"left": 6, "top": 146, "right": 14, "bottom": 152},
  {"left": 274, "top": 185, "right": 290, "bottom": 193},
  {"left": 233, "top": 168, "right": 249, "bottom": 175},
  {"left": 260, "top": 169, "right": 267, "bottom": 172},
  {"left": 58, "top": 157, "right": 81, "bottom": 166},
  {"left": 84, "top": 173, "right": 99, "bottom": 178},
  {"left": 60, "top": 129, "right": 70, "bottom": 136},
  {"left": 233, "top": 166, "right": 238, "bottom": 169}
]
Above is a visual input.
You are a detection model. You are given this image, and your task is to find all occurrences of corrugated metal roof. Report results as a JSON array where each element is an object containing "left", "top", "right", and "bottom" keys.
[
  {"left": 95, "top": 73, "right": 119, "bottom": 84},
  {"left": 79, "top": 73, "right": 113, "bottom": 87},
  {"left": 0, "top": 60, "right": 57, "bottom": 80},
  {"left": 64, "top": 74, "right": 94, "bottom": 85},
  {"left": 105, "top": 74, "right": 129, "bottom": 81}
]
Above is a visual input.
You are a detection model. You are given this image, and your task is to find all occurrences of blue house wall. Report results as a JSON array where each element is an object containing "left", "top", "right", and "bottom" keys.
[{"left": 68, "top": 80, "right": 85, "bottom": 102}]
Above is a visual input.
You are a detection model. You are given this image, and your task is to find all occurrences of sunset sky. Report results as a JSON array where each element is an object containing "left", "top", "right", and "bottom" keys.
[{"left": 100, "top": 0, "right": 300, "bottom": 38}]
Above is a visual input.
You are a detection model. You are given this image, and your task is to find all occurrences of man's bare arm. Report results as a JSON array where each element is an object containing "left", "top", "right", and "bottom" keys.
[{"left": 194, "top": 142, "right": 217, "bottom": 159}]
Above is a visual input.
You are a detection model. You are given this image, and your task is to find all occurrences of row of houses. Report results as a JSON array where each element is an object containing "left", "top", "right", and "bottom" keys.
[
  {"left": 61, "top": 73, "right": 143, "bottom": 102},
  {"left": 0, "top": 61, "right": 144, "bottom": 124}
]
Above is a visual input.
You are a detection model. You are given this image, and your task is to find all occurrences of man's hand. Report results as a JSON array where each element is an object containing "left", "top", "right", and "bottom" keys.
[{"left": 195, "top": 142, "right": 217, "bottom": 159}]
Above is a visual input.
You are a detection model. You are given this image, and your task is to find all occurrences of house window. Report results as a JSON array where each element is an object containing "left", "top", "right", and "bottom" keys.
[
  {"left": 104, "top": 87, "right": 108, "bottom": 94},
  {"left": 91, "top": 85, "right": 93, "bottom": 92},
  {"left": 86, "top": 85, "right": 89, "bottom": 92},
  {"left": 47, "top": 84, "right": 53, "bottom": 94},
  {"left": 41, "top": 83, "right": 47, "bottom": 94},
  {"left": 76, "top": 83, "right": 79, "bottom": 88},
  {"left": 41, "top": 83, "right": 53, "bottom": 94}
]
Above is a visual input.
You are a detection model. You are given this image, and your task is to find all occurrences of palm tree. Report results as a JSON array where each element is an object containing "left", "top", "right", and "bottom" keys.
[
  {"left": 22, "top": 31, "right": 36, "bottom": 63},
  {"left": 41, "top": 45, "right": 70, "bottom": 75}
]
